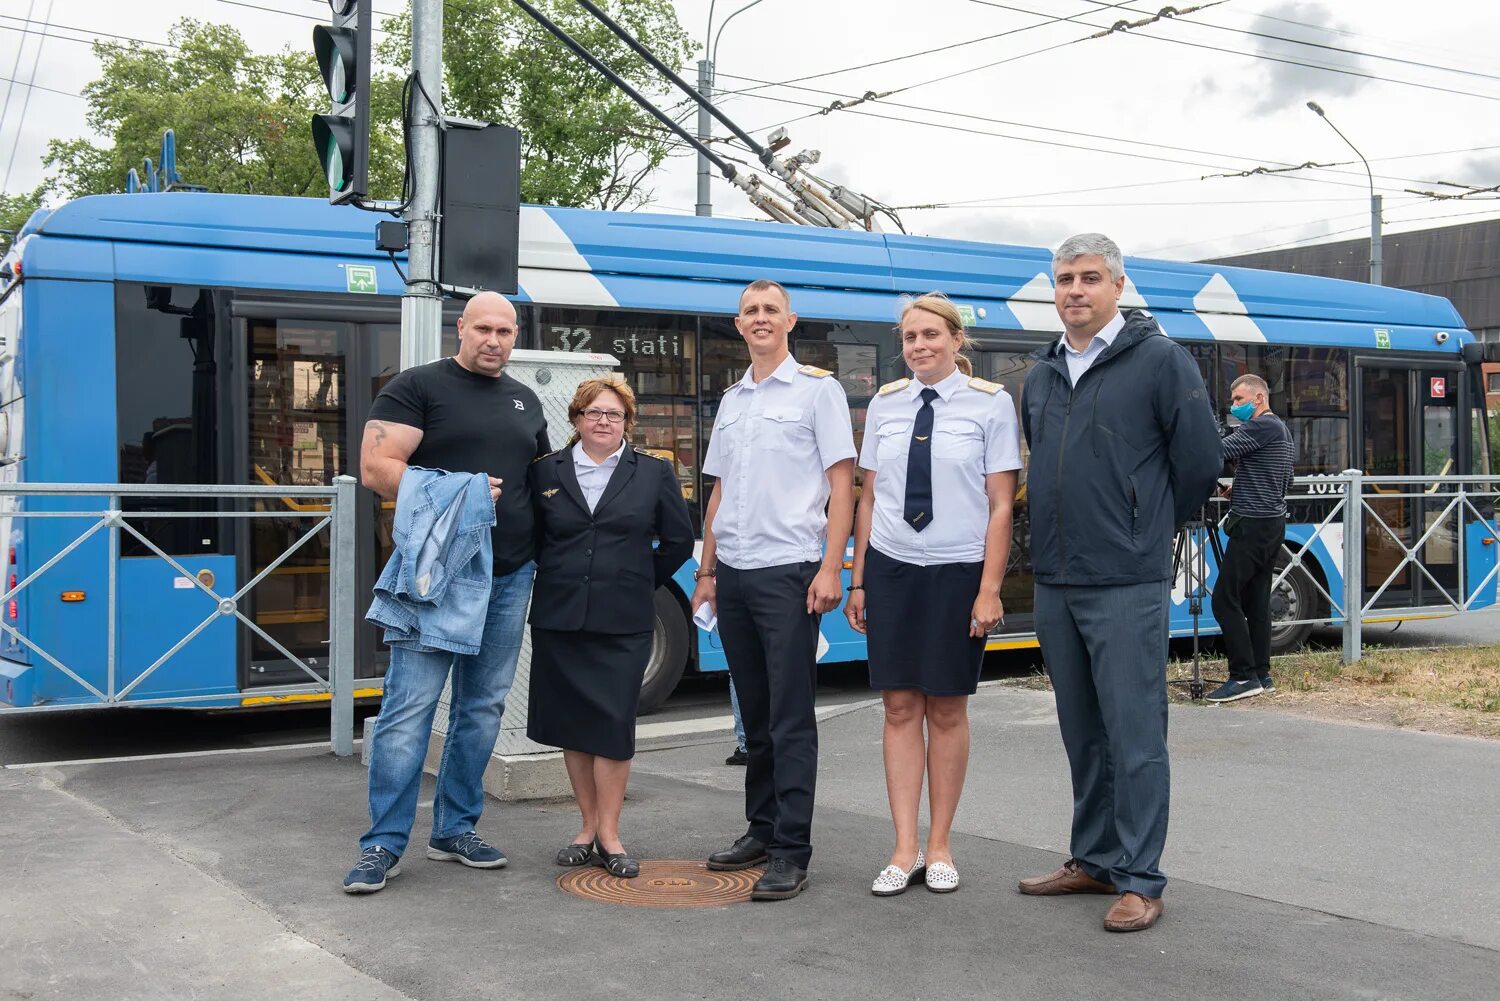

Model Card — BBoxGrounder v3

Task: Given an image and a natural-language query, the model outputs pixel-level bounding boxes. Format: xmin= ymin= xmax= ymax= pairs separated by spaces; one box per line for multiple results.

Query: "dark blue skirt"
xmin=865 ymin=546 xmax=986 ymax=696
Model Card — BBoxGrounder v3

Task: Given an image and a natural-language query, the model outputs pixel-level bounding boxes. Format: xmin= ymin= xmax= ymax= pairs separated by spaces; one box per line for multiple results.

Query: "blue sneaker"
xmin=1259 ymin=674 xmax=1276 ymax=692
xmin=343 ymin=846 xmax=400 ymax=894
xmin=427 ymin=831 xmax=508 ymax=869
xmin=1206 ymin=678 xmax=1264 ymax=703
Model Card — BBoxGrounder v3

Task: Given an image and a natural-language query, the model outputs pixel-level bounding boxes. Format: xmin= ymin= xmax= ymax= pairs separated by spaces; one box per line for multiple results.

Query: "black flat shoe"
xmin=592 ymin=839 xmax=640 ymax=879
xmin=751 ymin=857 xmax=808 ymax=901
xmin=555 ymin=842 xmax=594 ymax=867
xmin=707 ymin=834 xmax=768 ymax=871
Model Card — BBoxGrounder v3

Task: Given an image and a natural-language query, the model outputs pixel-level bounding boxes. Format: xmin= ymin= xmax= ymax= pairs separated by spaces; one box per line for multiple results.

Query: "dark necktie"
xmin=904 ymin=387 xmax=939 ymax=532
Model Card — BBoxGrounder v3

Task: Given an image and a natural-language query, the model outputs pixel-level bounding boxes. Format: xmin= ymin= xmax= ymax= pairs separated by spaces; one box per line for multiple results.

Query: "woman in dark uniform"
xmin=527 ymin=375 xmax=693 ymax=878
xmin=845 ymin=294 xmax=1022 ymax=896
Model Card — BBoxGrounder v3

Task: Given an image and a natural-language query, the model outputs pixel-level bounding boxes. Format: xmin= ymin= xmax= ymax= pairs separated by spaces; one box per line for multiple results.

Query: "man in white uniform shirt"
xmin=691 ymin=279 xmax=857 ymax=901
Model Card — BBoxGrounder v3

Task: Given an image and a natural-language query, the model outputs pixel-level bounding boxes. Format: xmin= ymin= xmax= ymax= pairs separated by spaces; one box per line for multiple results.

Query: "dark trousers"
xmin=1034 ymin=580 xmax=1171 ymax=898
xmin=1211 ymin=515 xmax=1285 ymax=682
xmin=716 ymin=560 xmax=821 ymax=869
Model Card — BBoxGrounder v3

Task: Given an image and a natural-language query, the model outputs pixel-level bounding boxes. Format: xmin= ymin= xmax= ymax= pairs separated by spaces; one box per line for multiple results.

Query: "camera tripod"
xmin=1172 ymin=512 xmax=1227 ymax=700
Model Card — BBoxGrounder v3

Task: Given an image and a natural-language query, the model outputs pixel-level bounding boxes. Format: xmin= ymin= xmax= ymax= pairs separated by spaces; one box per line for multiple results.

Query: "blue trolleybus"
xmin=1 ymin=193 xmax=1494 ymax=712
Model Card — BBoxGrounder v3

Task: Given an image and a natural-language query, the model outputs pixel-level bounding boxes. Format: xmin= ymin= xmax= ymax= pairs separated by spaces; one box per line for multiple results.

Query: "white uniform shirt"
xmin=572 ymin=439 xmax=625 ymax=513
xmin=858 ymin=367 xmax=1023 ymax=566
xmin=702 ymin=354 xmax=858 ymax=569
xmin=1061 ymin=310 xmax=1125 ymax=386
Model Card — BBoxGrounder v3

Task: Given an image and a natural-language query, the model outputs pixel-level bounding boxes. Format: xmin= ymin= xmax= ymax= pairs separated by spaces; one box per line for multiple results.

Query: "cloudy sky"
xmin=2 ymin=0 xmax=1498 ymax=261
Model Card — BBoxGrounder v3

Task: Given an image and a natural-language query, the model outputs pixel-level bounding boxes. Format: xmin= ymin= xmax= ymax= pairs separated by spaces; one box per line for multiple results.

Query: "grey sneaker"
xmin=427 ymin=831 xmax=508 ymax=868
xmin=343 ymin=846 xmax=401 ymax=894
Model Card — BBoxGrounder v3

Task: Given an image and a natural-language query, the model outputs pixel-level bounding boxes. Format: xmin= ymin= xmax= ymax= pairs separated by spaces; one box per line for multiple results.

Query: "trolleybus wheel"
xmin=639 ymin=587 xmax=689 ymax=714
xmin=1268 ymin=551 xmax=1317 ymax=655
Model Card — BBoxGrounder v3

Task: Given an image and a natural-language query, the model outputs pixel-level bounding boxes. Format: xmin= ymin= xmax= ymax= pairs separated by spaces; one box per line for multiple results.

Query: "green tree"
xmin=44 ymin=19 xmax=402 ymax=200
xmin=377 ymin=0 xmax=693 ymax=210
xmin=0 ymin=185 xmax=46 ymax=254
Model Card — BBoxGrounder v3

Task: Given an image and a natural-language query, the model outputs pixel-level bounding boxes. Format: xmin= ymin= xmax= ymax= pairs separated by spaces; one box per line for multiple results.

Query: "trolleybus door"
xmin=1356 ymin=359 xmax=1463 ymax=611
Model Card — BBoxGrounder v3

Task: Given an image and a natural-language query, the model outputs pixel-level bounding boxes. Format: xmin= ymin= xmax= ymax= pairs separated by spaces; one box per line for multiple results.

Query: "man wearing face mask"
xmin=1207 ymin=373 xmax=1295 ymax=703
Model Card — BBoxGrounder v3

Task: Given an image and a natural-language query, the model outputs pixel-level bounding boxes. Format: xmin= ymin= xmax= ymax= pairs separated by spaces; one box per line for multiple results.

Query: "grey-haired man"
xmin=1017 ymin=233 xmax=1221 ymax=932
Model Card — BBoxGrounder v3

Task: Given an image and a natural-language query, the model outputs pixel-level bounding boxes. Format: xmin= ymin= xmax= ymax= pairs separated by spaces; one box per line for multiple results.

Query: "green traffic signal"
xmin=310 ymin=0 xmax=370 ymax=203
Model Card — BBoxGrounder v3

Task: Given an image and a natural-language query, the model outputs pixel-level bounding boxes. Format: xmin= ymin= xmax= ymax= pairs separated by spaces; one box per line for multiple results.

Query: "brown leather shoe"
xmin=1017 ymin=858 xmax=1116 ymax=896
xmin=1104 ymin=891 xmax=1164 ymax=932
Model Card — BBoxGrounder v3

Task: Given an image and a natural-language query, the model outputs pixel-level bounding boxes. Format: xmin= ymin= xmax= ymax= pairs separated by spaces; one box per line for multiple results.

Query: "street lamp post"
xmin=697 ymin=0 xmax=767 ymax=217
xmin=1307 ymin=100 xmax=1382 ymax=285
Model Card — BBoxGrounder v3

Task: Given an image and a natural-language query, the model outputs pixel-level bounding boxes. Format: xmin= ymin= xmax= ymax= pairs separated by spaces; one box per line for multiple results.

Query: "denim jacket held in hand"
xmin=365 ymin=466 xmax=496 ymax=655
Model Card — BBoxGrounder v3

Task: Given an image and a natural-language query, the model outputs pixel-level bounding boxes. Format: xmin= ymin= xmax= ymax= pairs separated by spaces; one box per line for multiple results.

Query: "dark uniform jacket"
xmin=1021 ymin=309 xmax=1222 ymax=586
xmin=529 ymin=445 xmax=694 ymax=634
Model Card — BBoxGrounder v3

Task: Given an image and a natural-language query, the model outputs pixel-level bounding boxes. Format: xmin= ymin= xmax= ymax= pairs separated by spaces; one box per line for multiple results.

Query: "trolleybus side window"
xmin=538 ymin=307 xmax=699 ymax=527
xmin=115 ymin=283 xmax=222 ymax=557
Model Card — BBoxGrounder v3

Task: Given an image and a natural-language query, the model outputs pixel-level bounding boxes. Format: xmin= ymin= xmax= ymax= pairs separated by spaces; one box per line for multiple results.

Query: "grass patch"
xmin=1167 ymin=643 xmax=1500 ymax=739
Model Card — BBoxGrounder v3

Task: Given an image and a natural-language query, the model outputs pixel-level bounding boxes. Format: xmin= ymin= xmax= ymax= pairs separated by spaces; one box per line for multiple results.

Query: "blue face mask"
xmin=1229 ymin=401 xmax=1256 ymax=422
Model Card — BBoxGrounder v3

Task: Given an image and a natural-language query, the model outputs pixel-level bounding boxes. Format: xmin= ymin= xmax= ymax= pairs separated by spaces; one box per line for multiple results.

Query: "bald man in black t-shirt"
xmin=344 ymin=292 xmax=551 ymax=894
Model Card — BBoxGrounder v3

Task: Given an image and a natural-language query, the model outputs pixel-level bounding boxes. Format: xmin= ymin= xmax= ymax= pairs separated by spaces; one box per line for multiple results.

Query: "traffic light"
xmin=311 ymin=0 xmax=372 ymax=204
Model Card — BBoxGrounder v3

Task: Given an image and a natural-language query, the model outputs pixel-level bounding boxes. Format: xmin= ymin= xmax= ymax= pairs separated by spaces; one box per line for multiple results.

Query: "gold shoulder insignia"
xmin=635 ymin=446 xmax=672 ymax=462
xmin=531 ymin=447 xmax=564 ymax=463
xmin=968 ymin=377 xmax=1002 ymax=395
xmin=542 ymin=488 xmax=559 ymax=498
xmin=878 ymin=378 xmax=911 ymax=396
xmin=797 ymin=364 xmax=833 ymax=378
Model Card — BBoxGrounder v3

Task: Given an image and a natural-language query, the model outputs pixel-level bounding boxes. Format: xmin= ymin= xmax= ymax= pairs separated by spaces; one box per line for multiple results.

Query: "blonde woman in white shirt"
xmin=846 ymin=293 xmax=1022 ymax=896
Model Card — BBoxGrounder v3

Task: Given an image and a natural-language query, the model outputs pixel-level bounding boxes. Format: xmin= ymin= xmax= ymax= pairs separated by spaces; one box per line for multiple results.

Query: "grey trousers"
xmin=1034 ymin=580 xmax=1171 ymax=898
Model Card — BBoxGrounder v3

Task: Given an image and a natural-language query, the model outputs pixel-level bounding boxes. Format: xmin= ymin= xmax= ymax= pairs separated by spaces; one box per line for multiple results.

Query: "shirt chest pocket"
xmin=713 ymin=411 xmax=745 ymax=455
xmin=875 ymin=421 xmax=912 ymax=463
xmin=933 ymin=419 xmax=984 ymax=460
xmin=753 ymin=407 xmax=810 ymax=448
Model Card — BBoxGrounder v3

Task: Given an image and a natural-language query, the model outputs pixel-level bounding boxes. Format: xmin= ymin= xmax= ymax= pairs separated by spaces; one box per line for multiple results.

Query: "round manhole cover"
xmin=557 ymin=860 xmax=762 ymax=908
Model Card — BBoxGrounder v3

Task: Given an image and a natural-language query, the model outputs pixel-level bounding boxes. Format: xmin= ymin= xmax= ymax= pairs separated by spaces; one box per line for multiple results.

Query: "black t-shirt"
xmin=369 ymin=358 xmax=551 ymax=576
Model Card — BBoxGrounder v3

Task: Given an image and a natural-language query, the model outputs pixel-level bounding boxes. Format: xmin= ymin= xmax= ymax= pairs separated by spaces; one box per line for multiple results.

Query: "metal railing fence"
xmin=0 ymin=478 xmax=360 ymax=755
xmin=1197 ymin=470 xmax=1500 ymax=664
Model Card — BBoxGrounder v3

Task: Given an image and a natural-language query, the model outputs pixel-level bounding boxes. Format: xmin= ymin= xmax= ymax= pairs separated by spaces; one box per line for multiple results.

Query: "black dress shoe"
xmin=707 ymin=834 xmax=768 ymax=871
xmin=725 ymin=747 xmax=748 ymax=766
xmin=751 ymin=857 xmax=808 ymax=901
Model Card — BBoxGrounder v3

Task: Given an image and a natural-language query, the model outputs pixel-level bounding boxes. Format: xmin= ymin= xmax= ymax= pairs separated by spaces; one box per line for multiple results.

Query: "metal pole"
xmin=1341 ymin=469 xmax=1364 ymax=664
xmin=401 ymin=0 xmax=444 ymax=371
xmin=1370 ymin=192 xmax=1383 ymax=286
xmin=106 ymin=497 xmax=118 ymax=700
xmin=696 ymin=58 xmax=713 ymax=217
xmin=330 ymin=475 xmax=357 ymax=756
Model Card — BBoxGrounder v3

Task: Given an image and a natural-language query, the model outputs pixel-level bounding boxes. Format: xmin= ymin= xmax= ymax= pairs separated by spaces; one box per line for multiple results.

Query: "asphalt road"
xmin=3 ymin=608 xmax=1495 ymax=767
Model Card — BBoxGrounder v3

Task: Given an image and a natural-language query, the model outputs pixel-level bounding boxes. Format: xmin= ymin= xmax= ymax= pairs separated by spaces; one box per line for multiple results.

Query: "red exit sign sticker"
xmin=1431 ymin=377 xmax=1447 ymax=398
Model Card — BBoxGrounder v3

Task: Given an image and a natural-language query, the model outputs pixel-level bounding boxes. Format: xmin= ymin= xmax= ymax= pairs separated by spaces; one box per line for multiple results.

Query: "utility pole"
xmin=695 ymin=58 xmax=712 ymax=217
xmin=402 ymin=0 xmax=445 ymax=370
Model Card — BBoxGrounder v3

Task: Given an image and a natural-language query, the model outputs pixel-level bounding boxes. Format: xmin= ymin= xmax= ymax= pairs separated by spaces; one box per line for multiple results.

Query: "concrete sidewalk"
xmin=4 ymin=686 xmax=1497 ymax=1001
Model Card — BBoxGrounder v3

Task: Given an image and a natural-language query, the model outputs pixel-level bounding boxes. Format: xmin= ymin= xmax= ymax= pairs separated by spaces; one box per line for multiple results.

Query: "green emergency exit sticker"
xmin=956 ymin=304 xmax=977 ymax=325
xmin=346 ymin=265 xmax=378 ymax=294
xmin=1374 ymin=328 xmax=1391 ymax=349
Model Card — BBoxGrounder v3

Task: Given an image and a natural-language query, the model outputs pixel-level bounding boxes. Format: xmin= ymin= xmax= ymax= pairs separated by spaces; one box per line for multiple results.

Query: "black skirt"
xmin=526 ymin=628 xmax=653 ymax=760
xmin=865 ymin=546 xmax=986 ymax=696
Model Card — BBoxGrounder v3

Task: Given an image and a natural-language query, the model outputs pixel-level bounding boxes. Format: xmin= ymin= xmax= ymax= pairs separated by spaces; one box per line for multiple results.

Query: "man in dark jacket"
xmin=1016 ymin=233 xmax=1221 ymax=932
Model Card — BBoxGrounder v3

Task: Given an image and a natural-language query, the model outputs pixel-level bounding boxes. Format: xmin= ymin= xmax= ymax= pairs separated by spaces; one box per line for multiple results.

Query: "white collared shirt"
xmin=857 ymin=367 xmax=1022 ymax=566
xmin=1060 ymin=310 xmax=1126 ymax=386
xmin=702 ymin=354 xmax=857 ymax=569
xmin=572 ymin=439 xmax=625 ymax=513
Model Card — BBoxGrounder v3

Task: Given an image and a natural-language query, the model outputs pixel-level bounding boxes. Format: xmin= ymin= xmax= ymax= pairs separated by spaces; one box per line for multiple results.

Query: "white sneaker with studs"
xmin=871 ymin=850 xmax=927 ymax=896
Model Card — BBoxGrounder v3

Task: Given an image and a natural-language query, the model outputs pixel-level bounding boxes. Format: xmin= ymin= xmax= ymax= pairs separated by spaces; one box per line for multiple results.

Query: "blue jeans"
xmin=729 ymin=676 xmax=747 ymax=752
xmin=362 ymin=562 xmax=535 ymax=857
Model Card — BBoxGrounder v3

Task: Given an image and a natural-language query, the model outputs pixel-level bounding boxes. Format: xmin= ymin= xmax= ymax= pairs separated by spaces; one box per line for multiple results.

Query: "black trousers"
xmin=1211 ymin=515 xmax=1285 ymax=681
xmin=716 ymin=560 xmax=821 ymax=869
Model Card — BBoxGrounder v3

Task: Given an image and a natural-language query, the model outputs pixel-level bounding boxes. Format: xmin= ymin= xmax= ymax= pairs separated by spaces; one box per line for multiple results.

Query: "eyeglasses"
xmin=581 ymin=408 xmax=627 ymax=424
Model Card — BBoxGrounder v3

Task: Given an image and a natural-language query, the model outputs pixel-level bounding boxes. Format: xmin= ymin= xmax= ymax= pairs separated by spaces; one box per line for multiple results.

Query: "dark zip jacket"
xmin=1021 ymin=309 xmax=1221 ymax=586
